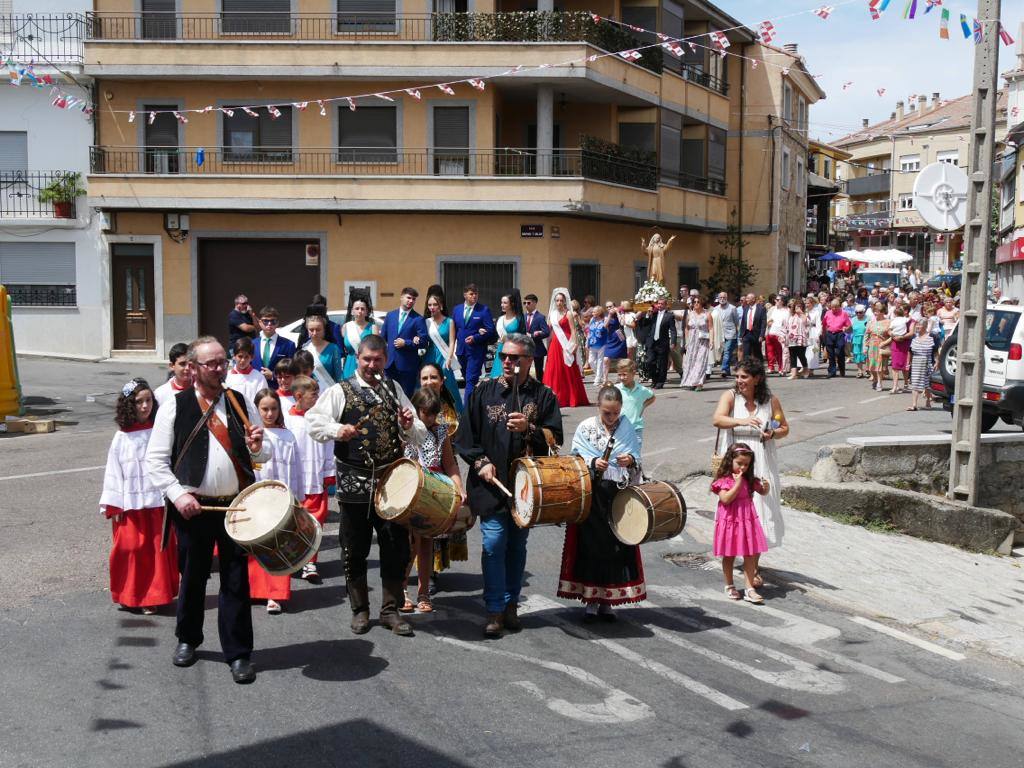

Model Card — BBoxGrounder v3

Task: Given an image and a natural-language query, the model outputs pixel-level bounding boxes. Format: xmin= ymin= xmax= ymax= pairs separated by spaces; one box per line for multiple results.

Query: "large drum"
xmin=442 ymin=505 xmax=476 ymax=537
xmin=610 ymin=481 xmax=686 ymax=545
xmin=225 ymin=480 xmax=323 ymax=576
xmin=375 ymin=459 xmax=459 ymax=537
xmin=512 ymin=455 xmax=592 ymax=528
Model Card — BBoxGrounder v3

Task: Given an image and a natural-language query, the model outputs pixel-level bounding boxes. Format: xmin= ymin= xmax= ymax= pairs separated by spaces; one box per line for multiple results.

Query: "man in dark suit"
xmin=253 ymin=305 xmax=297 ymax=390
xmin=739 ymin=293 xmax=766 ymax=362
xmin=452 ymin=283 xmax=497 ymax=404
xmin=522 ymin=293 xmax=551 ymax=380
xmin=637 ymin=298 xmax=677 ymax=389
xmin=381 ymin=287 xmax=428 ymax=398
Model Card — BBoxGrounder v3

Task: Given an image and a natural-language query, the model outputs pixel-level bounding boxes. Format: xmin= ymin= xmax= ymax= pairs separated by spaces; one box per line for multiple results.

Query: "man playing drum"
xmin=307 ymin=334 xmax=427 ymax=636
xmin=455 ymin=333 xmax=563 ymax=638
xmin=145 ymin=336 xmax=270 ymax=685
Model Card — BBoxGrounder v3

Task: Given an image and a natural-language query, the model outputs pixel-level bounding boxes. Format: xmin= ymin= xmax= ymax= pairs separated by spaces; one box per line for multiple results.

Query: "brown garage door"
xmin=198 ymin=238 xmax=321 ymax=341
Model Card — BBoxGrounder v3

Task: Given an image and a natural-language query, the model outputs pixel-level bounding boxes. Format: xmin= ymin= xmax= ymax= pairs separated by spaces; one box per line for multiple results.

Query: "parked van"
xmin=856 ymin=268 xmax=901 ymax=289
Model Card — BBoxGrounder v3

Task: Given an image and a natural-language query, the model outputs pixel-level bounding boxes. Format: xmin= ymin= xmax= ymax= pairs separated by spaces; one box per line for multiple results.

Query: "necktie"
xmin=263 ymin=336 xmax=273 ymax=366
xmin=398 ymin=310 xmax=407 ymax=332
xmin=464 ymin=304 xmax=472 ymax=323
xmin=528 ymin=312 xmax=534 ymax=329
xmin=747 ymin=308 xmax=754 ymax=331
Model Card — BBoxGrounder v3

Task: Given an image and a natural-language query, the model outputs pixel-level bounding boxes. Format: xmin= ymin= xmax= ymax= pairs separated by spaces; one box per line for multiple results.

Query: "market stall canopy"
xmin=837 ymin=249 xmax=914 ymax=265
xmin=817 ymin=252 xmax=845 ymax=262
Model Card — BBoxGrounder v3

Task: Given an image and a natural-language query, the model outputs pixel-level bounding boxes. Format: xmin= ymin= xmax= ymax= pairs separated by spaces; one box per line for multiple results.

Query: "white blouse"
xmin=284 ymin=411 xmax=336 ymax=497
xmin=225 ymin=368 xmax=267 ymax=408
xmin=100 ymin=428 xmax=164 ymax=512
xmin=255 ymin=427 xmax=304 ymax=497
xmin=767 ymin=307 xmax=791 ymax=337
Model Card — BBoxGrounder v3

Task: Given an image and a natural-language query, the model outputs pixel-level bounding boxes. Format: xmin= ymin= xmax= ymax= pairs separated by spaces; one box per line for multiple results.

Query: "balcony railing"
xmin=0 ymin=14 xmax=85 ymax=63
xmin=845 ymin=173 xmax=891 ymax=197
xmin=85 ymin=10 xmax=662 ymax=73
xmin=89 ymin=146 xmax=659 ymax=190
xmin=660 ymin=170 xmax=727 ymax=196
xmin=677 ymin=62 xmax=728 ymax=96
xmin=0 ymin=171 xmax=79 ymax=218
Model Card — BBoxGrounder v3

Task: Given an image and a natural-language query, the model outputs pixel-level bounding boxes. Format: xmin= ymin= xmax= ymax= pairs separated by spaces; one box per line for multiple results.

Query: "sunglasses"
xmin=499 ymin=353 xmax=524 ymax=362
xmin=260 ymin=318 xmax=278 ymax=325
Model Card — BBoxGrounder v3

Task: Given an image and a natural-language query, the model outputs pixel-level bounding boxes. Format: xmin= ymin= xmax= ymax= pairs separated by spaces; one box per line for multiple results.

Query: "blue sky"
xmin=711 ymin=0 xmax=1018 ymax=142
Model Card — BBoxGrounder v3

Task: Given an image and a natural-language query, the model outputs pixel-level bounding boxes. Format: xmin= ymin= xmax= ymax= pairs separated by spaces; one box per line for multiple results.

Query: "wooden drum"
xmin=610 ymin=481 xmax=686 ymax=545
xmin=512 ymin=455 xmax=592 ymax=529
xmin=375 ymin=458 xmax=460 ymax=537
xmin=226 ymin=480 xmax=323 ymax=576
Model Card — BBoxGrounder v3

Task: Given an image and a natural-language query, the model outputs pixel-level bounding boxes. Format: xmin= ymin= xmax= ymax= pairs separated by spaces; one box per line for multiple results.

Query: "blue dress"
xmin=340 ymin=320 xmax=378 ymax=379
xmin=424 ymin=316 xmax=463 ymax=413
xmin=303 ymin=341 xmax=343 ymax=388
xmin=603 ymin=314 xmax=628 ymax=359
xmin=490 ymin=316 xmax=522 ymax=379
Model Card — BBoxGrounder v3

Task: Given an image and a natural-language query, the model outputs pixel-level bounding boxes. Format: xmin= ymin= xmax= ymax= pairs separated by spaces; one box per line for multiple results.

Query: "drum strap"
xmin=203 ymin=403 xmax=251 ymax=490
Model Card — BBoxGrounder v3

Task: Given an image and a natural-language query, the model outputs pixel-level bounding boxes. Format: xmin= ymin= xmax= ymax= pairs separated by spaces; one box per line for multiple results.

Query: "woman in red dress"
xmin=543 ymin=287 xmax=590 ymax=407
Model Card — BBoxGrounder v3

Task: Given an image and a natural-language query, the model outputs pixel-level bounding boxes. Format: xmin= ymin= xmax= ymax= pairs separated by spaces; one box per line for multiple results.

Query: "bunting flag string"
xmin=902 ymin=1 xmax=917 ymax=20
xmin=924 ymin=0 xmax=941 ymax=14
xmin=939 ymin=7 xmax=950 ymax=38
xmin=868 ymin=1 xmax=882 ymax=21
xmin=814 ymin=6 xmax=835 ymax=20
xmin=960 ymin=13 xmax=971 ymax=39
xmin=998 ymin=22 xmax=1014 ymax=46
xmin=973 ymin=18 xmax=983 ymax=44
xmin=758 ymin=21 xmax=776 ymax=43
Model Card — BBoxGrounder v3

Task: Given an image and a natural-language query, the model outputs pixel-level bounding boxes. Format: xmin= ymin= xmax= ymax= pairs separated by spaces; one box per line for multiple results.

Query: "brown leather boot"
xmin=347 ymin=577 xmax=371 ymax=635
xmin=503 ymin=602 xmax=522 ymax=633
xmin=484 ymin=613 xmax=504 ymax=638
xmin=379 ymin=580 xmax=414 ymax=636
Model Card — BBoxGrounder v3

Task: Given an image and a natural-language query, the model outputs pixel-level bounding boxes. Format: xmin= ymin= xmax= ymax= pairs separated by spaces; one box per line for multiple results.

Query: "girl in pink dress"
xmin=711 ymin=442 xmax=770 ymax=605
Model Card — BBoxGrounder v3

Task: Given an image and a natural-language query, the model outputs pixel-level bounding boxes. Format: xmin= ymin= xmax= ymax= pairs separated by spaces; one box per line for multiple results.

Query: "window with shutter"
xmin=222 ymin=0 xmax=291 ymax=35
xmin=659 ymin=111 xmax=681 ymax=186
xmin=337 ymin=0 xmax=397 ymax=32
xmin=143 ymin=107 xmax=180 ymax=173
xmin=141 ymin=0 xmax=177 ymax=39
xmin=337 ymin=106 xmax=397 ymax=162
xmin=223 ymin=106 xmax=293 ymax=162
xmin=433 ymin=106 xmax=469 ymax=175
xmin=0 ymin=132 xmax=28 ymax=173
xmin=0 ymin=242 xmax=77 ymax=306
xmin=441 ymin=261 xmax=514 ymax=312
xmin=707 ymin=126 xmax=725 ymax=181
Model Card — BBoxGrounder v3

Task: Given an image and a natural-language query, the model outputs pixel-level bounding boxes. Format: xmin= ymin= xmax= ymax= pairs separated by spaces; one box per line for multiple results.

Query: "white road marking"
xmin=858 ymin=395 xmax=891 ymax=404
xmin=803 ymin=406 xmax=845 ymax=418
xmin=433 ymin=635 xmax=653 ymax=723
xmin=697 ymin=436 xmax=716 ymax=443
xmin=849 ymin=616 xmax=966 ymax=661
xmin=523 ymin=595 xmax=748 ymax=711
xmin=643 ymin=446 xmax=678 ymax=457
xmin=648 ymin=585 xmax=905 ymax=684
xmin=0 ymin=465 xmax=105 ymax=482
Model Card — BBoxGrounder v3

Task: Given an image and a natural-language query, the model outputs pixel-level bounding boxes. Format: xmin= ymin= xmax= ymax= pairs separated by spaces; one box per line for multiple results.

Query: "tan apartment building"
xmin=83 ymin=0 xmax=822 ymax=355
xmin=806 ymin=139 xmax=850 ymax=258
xmin=834 ymin=90 xmax=1008 ymax=276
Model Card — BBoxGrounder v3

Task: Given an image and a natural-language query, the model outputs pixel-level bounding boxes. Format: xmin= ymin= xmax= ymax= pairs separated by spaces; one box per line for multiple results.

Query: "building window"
xmin=781 ymin=147 xmax=791 ymax=190
xmin=797 ymin=96 xmax=806 ymax=131
xmin=936 ymin=149 xmax=959 ymax=165
xmin=0 ymin=131 xmax=28 ymax=173
xmin=783 ymin=83 xmax=793 ymax=124
xmin=659 ymin=110 xmax=725 ymax=194
xmin=221 ymin=0 xmax=291 ymax=34
xmin=823 ymin=157 xmax=831 ymax=179
xmin=900 ymin=154 xmax=920 ymax=173
xmin=0 ymin=241 xmax=76 ymax=306
xmin=433 ymin=106 xmax=470 ymax=175
xmin=337 ymin=105 xmax=397 ymax=162
xmin=440 ymin=260 xmax=514 ymax=313
xmin=707 ymin=126 xmax=726 ymax=182
xmin=619 ymin=123 xmax=656 ymax=154
xmin=898 ymin=193 xmax=914 ymax=211
xmin=570 ymin=263 xmax=600 ymax=304
xmin=143 ymin=106 xmax=181 ymax=173
xmin=678 ymin=265 xmax=698 ymax=293
xmin=337 ymin=0 xmax=398 ymax=32
xmin=796 ymin=157 xmax=805 ymax=193
xmin=223 ymin=105 xmax=293 ymax=161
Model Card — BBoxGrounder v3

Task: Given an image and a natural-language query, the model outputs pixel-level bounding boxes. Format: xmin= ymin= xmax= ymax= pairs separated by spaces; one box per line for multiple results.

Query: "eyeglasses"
xmin=260 ymin=318 xmax=278 ymax=325
xmin=195 ymin=359 xmax=229 ymax=370
xmin=499 ymin=353 xmax=523 ymax=362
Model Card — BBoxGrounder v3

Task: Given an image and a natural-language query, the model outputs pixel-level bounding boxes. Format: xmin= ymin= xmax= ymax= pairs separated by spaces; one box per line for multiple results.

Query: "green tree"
xmin=703 ymin=212 xmax=757 ymax=298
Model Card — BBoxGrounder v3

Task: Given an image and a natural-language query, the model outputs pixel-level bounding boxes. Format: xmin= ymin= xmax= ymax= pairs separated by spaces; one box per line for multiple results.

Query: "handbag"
xmin=710 ymin=428 xmax=724 ymax=476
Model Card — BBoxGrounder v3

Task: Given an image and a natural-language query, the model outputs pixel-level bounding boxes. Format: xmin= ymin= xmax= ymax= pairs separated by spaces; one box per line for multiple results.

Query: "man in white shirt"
xmin=153 ymin=342 xmax=192 ymax=407
xmin=146 ymin=336 xmax=270 ymax=684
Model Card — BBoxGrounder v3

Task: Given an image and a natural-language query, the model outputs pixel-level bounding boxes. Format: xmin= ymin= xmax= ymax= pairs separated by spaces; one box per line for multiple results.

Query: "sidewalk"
xmin=676 ymin=475 xmax=1024 ymax=668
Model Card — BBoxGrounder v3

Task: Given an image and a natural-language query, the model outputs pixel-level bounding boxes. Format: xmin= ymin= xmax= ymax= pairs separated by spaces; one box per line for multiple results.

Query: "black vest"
xmin=333 ymin=377 xmax=403 ymax=468
xmin=171 ymin=388 xmax=255 ymax=491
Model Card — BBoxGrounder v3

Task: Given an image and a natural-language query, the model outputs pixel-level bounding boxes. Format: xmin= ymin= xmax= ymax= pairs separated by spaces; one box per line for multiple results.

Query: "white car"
xmin=930 ymin=303 xmax=1024 ymax=431
xmin=278 ymin=310 xmax=387 ymax=345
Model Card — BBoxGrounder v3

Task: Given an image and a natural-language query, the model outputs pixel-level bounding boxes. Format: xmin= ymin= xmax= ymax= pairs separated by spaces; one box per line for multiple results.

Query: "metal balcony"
xmin=0 ymin=14 xmax=85 ymax=64
xmin=844 ymin=173 xmax=891 ymax=197
xmin=0 ymin=171 xmax=79 ymax=219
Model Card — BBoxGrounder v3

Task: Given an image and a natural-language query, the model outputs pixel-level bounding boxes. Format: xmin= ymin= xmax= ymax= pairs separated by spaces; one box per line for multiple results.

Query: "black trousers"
xmin=741 ymin=333 xmax=764 ymax=361
xmin=789 ymin=345 xmax=808 ymax=369
xmin=647 ymin=344 xmax=670 ymax=386
xmin=533 ymin=355 xmax=545 ymax=381
xmin=340 ymin=501 xmax=411 ymax=584
xmin=825 ymin=331 xmax=847 ymax=375
xmin=172 ymin=501 xmax=253 ymax=663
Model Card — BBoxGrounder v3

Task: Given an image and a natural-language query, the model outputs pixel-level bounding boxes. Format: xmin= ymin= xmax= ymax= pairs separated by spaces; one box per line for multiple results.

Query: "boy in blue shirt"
xmin=586 ymin=305 xmax=608 ymax=385
xmin=615 ymin=359 xmax=655 ymax=450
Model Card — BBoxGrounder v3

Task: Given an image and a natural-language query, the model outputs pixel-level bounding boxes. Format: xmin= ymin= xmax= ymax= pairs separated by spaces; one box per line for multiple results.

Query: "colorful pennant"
xmin=814 ymin=6 xmax=835 ymax=20
xmin=758 ymin=21 xmax=776 ymax=43
xmin=939 ymin=8 xmax=949 ymax=38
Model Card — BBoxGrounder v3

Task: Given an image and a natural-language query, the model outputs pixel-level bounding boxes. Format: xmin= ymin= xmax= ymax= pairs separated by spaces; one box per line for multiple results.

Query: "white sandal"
xmin=743 ymin=588 xmax=764 ymax=605
xmin=725 ymin=585 xmax=742 ymax=600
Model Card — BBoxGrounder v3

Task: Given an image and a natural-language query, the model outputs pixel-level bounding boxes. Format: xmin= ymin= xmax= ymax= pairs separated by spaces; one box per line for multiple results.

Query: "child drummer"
xmin=400 ymin=387 xmax=465 ymax=614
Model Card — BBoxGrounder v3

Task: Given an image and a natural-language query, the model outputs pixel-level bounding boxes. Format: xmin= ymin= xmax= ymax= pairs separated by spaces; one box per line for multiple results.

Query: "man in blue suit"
xmin=522 ymin=293 xmax=550 ymax=380
xmin=381 ymin=287 xmax=428 ymax=398
xmin=452 ymin=283 xmax=497 ymax=404
xmin=253 ymin=305 xmax=297 ymax=390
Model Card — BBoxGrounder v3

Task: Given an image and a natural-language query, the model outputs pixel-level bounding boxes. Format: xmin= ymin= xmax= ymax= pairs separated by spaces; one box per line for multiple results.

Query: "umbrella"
xmin=817 ymin=252 xmax=845 ymax=262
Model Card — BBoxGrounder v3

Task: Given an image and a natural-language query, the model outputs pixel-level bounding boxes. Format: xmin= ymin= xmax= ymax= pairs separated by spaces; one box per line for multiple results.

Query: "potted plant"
xmin=38 ymin=172 xmax=86 ymax=219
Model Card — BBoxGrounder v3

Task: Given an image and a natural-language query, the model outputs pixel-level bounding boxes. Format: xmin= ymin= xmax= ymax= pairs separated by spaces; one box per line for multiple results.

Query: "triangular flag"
xmin=294 ymin=101 xmax=309 ymax=110
xmin=814 ymin=5 xmax=834 ymax=19
xmin=268 ymin=105 xmax=281 ymax=118
xmin=128 ymin=111 xmax=135 ymax=123
xmin=221 ymin=107 xmax=234 ymax=117
xmin=468 ymin=79 xmax=486 ymax=91
xmin=174 ymin=111 xmax=188 ymax=124
xmin=148 ymin=111 xmax=156 ymax=124
xmin=317 ymin=100 xmax=326 ymax=116
xmin=924 ymin=0 xmax=941 ymax=13
xmin=437 ymin=84 xmax=455 ymax=95
xmin=373 ymin=93 xmax=394 ymax=101
xmin=618 ymin=50 xmax=642 ymax=61
xmin=242 ymin=107 xmax=259 ymax=117
xmin=877 ymin=88 xmax=886 ymax=97
xmin=405 ymin=88 xmax=421 ymax=100
xmin=589 ymin=13 xmax=601 ymax=23
xmin=758 ymin=21 xmax=776 ymax=43
xmin=973 ymin=18 xmax=983 ymax=44
xmin=346 ymin=97 xmax=356 ymax=111
xmin=998 ymin=23 xmax=1015 ymax=46
xmin=750 ymin=59 xmax=759 ymax=70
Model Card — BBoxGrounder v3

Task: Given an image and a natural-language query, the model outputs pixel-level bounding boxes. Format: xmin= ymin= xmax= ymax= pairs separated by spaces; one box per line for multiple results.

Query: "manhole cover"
xmin=666 ymin=553 xmax=714 ymax=570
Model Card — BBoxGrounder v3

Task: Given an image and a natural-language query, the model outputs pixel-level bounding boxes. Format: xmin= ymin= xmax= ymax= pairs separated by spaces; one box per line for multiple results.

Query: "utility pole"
xmin=948 ymin=0 xmax=1001 ymax=504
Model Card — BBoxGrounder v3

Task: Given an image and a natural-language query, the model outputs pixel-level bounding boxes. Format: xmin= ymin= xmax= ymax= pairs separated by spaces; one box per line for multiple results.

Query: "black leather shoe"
xmin=172 ymin=642 xmax=196 ymax=667
xmin=230 ymin=657 xmax=256 ymax=684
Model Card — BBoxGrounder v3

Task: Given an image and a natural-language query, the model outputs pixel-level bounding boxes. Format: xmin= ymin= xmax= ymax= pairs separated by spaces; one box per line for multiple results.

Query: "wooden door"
xmin=112 ymin=245 xmax=156 ymax=350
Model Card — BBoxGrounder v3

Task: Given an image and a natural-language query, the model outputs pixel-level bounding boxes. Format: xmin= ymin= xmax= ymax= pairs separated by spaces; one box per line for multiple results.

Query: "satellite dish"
xmin=913 ymin=162 xmax=968 ymax=232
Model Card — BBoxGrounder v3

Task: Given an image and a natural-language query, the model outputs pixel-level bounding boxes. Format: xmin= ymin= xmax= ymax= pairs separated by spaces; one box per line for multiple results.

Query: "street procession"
xmin=2 ymin=0 xmax=1024 ymax=765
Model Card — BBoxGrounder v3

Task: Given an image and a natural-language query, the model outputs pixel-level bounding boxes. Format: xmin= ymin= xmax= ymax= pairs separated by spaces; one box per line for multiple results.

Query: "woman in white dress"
xmin=765 ymin=295 xmax=791 ymax=375
xmin=804 ymin=294 xmax=823 ymax=377
xmin=712 ymin=358 xmax=789 ymax=585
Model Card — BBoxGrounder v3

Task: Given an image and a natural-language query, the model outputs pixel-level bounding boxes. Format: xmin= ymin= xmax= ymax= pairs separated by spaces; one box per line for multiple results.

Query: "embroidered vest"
xmin=170 ymin=388 xmax=254 ymax=490
xmin=333 ymin=377 xmax=404 ymax=468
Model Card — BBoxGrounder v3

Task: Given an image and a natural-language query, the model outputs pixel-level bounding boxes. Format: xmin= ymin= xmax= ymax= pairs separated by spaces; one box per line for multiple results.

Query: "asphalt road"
xmin=2 ymin=358 xmax=1022 ymax=768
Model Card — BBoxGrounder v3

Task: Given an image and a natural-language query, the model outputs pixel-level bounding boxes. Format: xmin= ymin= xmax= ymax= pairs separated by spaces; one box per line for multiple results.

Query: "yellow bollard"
xmin=0 ymin=285 xmax=24 ymax=419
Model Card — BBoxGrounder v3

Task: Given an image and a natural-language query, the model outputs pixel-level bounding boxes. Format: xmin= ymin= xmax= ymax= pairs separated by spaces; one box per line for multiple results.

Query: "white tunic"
xmin=285 ymin=410 xmax=336 ymax=497
xmin=225 ymin=368 xmax=267 ymax=408
xmin=100 ymin=428 xmax=164 ymax=512
xmin=153 ymin=378 xmax=189 ymax=408
xmin=255 ymin=427 xmax=304 ymax=497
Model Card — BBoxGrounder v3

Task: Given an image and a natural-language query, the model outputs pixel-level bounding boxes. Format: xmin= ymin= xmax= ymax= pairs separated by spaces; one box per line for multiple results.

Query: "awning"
xmin=837 ymin=249 xmax=914 ymax=265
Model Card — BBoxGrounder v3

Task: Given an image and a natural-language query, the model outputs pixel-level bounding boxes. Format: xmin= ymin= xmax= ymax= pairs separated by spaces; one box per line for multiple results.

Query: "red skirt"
xmin=543 ymin=336 xmax=590 ymax=407
xmin=248 ymin=558 xmax=291 ymax=601
xmin=107 ymin=506 xmax=179 ymax=608
xmin=304 ymin=490 xmax=329 ymax=563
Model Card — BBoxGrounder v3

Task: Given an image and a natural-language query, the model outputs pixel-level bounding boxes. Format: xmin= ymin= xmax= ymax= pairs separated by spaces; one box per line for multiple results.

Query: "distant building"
xmin=997 ymin=24 xmax=1024 ymax=297
xmin=806 ymin=139 xmax=851 ymax=260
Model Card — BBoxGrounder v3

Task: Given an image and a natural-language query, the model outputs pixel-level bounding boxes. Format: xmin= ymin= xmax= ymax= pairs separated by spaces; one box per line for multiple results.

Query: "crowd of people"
xmin=97 ymin=267 xmax=981 ymax=684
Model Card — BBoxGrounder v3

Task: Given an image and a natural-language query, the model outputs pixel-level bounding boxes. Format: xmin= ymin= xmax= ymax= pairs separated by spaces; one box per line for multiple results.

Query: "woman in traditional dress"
xmin=340 ymin=292 xmax=379 ymax=380
xmin=100 ymin=378 xmax=178 ymax=614
xmin=557 ymin=385 xmax=644 ymax=622
xmin=422 ymin=284 xmax=462 ymax=412
xmin=804 ymin=294 xmax=822 ymax=377
xmin=850 ymin=304 xmax=870 ymax=378
xmin=680 ymin=296 xmax=714 ymax=390
xmin=490 ymin=291 xmax=524 ymax=379
xmin=712 ymin=358 xmax=788 ymax=586
xmin=302 ymin=313 xmax=343 ymax=389
xmin=542 ymin=287 xmax=590 ymax=407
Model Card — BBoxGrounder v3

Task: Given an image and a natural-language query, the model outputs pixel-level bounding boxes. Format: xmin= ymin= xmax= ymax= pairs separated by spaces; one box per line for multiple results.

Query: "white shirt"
xmin=653 ymin=310 xmax=666 ymax=342
xmin=225 ymin=367 xmax=266 ymax=407
xmin=145 ymin=388 xmax=271 ymax=504
xmin=305 ymin=371 xmax=427 ymax=448
xmin=153 ymin=378 xmax=190 ymax=407
xmin=258 ymin=332 xmax=280 ymax=363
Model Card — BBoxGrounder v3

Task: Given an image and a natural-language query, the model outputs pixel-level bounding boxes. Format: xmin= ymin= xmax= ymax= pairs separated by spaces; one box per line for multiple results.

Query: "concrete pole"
xmin=948 ymin=0 xmax=1000 ymax=504
xmin=536 ymin=84 xmax=554 ymax=176
xmin=536 ymin=0 xmax=554 ymax=11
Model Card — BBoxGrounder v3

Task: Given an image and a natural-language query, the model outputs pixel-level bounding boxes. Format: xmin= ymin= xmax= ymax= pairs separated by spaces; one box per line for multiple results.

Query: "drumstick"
xmin=200 ymin=505 xmax=247 ymax=512
xmin=222 ymin=387 xmax=252 ymax=430
xmin=491 ymin=478 xmax=514 ymax=498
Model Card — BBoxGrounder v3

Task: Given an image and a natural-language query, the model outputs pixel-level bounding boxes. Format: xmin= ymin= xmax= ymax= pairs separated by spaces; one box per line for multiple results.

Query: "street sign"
xmin=521 ymin=224 xmax=544 ymax=238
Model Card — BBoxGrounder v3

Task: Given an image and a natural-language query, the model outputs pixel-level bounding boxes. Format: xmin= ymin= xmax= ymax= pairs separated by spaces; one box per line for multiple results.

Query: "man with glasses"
xmin=713 ymin=292 xmax=739 ymax=377
xmin=146 ymin=336 xmax=270 ymax=684
xmin=522 ymin=293 xmax=551 ymax=380
xmin=456 ymin=334 xmax=563 ymax=638
xmin=253 ymin=306 xmax=296 ymax=390
xmin=228 ymin=294 xmax=257 ymax=348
